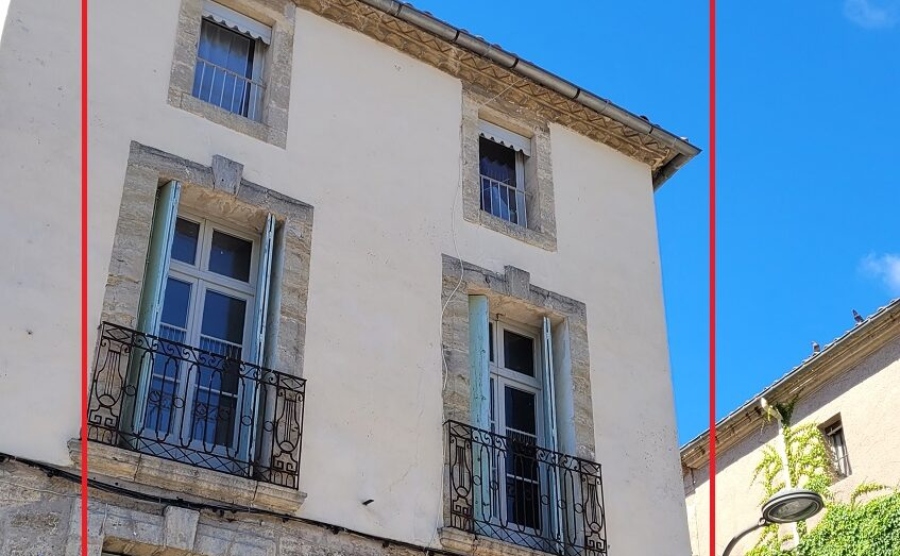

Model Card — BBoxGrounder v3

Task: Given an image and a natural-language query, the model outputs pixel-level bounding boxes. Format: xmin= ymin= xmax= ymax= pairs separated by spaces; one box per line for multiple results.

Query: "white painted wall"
xmin=0 ymin=0 xmax=81 ymax=465
xmin=0 ymin=0 xmax=11 ymax=41
xmin=0 ymin=0 xmax=690 ymax=553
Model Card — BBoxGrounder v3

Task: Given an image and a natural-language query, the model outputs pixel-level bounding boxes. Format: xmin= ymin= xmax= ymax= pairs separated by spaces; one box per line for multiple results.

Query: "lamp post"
xmin=721 ymin=488 xmax=825 ymax=556
xmin=760 ymin=397 xmax=799 ymax=547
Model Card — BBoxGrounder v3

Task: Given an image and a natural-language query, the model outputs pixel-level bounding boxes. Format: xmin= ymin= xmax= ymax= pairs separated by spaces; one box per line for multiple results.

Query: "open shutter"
xmin=542 ymin=316 xmax=564 ymax=550
xmin=469 ymin=295 xmax=491 ymax=430
xmin=136 ymin=181 xmax=181 ymax=335
xmin=250 ymin=213 xmax=275 ymax=366
xmin=243 ymin=214 xmax=275 ymax=466
xmin=468 ymin=295 xmax=491 ymax=523
xmin=542 ymin=317 xmax=559 ymax=451
xmin=129 ymin=180 xmax=181 ymax=434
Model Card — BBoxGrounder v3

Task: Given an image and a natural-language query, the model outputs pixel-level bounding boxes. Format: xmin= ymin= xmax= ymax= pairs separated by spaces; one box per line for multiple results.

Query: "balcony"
xmin=87 ymin=322 xmax=306 ymax=489
xmin=445 ymin=421 xmax=608 ymax=556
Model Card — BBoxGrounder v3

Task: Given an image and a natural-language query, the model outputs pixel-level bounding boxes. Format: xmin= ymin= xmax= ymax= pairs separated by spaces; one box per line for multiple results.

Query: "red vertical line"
xmin=81 ymin=0 xmax=89 ymax=553
xmin=708 ymin=0 xmax=717 ymax=554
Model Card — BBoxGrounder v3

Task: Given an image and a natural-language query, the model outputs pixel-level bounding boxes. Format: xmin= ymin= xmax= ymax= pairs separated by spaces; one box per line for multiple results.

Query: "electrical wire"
xmin=0 ymin=452 xmax=464 ymax=556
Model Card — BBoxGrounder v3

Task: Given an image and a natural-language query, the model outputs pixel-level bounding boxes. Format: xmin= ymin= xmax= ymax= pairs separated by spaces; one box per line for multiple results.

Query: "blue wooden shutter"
xmin=135 ymin=181 xmax=181 ymax=335
xmin=243 ymin=213 xmax=275 ymax=464
xmin=542 ymin=316 xmax=564 ymax=547
xmin=542 ymin=316 xmax=559 ymax=452
xmin=249 ymin=213 xmax=275 ymax=366
xmin=468 ymin=295 xmax=491 ymax=523
xmin=130 ymin=180 xmax=181 ymax=434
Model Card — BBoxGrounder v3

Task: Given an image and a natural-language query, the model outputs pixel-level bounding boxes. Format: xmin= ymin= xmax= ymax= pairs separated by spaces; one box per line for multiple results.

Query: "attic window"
xmin=191 ymin=1 xmax=272 ymax=120
xmin=479 ymin=121 xmax=531 ymax=227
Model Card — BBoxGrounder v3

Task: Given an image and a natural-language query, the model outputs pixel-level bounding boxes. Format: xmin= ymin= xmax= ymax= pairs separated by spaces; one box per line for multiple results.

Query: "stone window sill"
xmin=440 ymin=527 xmax=559 ymax=556
xmin=469 ymin=210 xmax=558 ymax=252
xmin=168 ymin=93 xmax=286 ymax=148
xmin=68 ymin=439 xmax=307 ymax=514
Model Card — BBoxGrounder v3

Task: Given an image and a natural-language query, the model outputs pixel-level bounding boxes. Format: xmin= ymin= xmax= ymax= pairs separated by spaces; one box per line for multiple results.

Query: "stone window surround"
xmin=461 ymin=88 xmax=558 ymax=252
xmin=818 ymin=413 xmax=850 ymax=481
xmin=85 ymin=141 xmax=314 ymax=509
xmin=168 ymin=0 xmax=295 ymax=148
xmin=439 ymin=254 xmax=596 ymax=549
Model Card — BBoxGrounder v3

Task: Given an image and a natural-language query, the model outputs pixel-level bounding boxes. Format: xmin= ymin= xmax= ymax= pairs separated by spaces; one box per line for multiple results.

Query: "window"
xmin=90 ymin=147 xmax=315 ymax=493
xmin=479 ymin=120 xmax=531 ymax=227
xmin=442 ymin=262 xmax=605 ymax=554
xmin=487 ymin=320 xmax=544 ymax=532
xmin=192 ymin=1 xmax=271 ymax=120
xmin=168 ymin=0 xmax=295 ymax=146
xmin=460 ymin=93 xmax=557 ymax=249
xmin=142 ymin=214 xmax=258 ymax=460
xmin=821 ymin=418 xmax=851 ymax=477
xmin=127 ymin=181 xmax=280 ymax=475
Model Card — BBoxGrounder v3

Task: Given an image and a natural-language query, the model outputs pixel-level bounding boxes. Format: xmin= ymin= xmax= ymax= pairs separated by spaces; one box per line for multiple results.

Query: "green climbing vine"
xmin=743 ymin=399 xmax=900 ymax=556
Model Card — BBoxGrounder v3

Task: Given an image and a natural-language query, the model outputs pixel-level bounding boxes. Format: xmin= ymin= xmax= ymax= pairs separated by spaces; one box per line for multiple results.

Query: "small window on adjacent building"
xmin=479 ymin=121 xmax=531 ymax=227
xmin=192 ymin=1 xmax=271 ymax=121
xmin=821 ymin=417 xmax=851 ymax=478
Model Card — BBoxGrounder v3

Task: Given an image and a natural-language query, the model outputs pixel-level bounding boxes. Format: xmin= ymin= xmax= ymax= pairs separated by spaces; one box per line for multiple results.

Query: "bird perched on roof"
xmin=812 ymin=341 xmax=821 ymax=354
xmin=852 ymin=309 xmax=864 ymax=324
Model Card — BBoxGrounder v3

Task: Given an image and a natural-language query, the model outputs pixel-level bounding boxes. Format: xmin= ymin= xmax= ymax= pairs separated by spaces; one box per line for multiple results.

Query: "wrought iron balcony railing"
xmin=87 ymin=322 xmax=306 ymax=489
xmin=446 ymin=420 xmax=608 ymax=556
xmin=480 ymin=175 xmax=527 ymax=227
xmin=193 ymin=58 xmax=265 ymax=121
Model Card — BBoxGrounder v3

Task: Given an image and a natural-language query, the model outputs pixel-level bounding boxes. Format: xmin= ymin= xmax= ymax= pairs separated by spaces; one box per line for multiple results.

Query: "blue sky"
xmin=718 ymin=0 xmax=900 ymax=422
xmin=406 ymin=1 xmax=710 ymax=442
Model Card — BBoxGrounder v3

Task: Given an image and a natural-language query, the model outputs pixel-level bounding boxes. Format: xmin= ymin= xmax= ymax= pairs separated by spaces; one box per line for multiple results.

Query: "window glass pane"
xmin=489 ymin=376 xmax=496 ymax=430
xmin=200 ymin=290 xmax=246 ymax=345
xmin=489 ymin=322 xmax=494 ymax=363
xmin=479 ymin=137 xmax=516 ymax=185
xmin=195 ymin=290 xmax=245 ymax=447
xmin=191 ymin=368 xmax=238 ymax=446
xmin=209 ymin=230 xmax=252 ymax=282
xmin=161 ymin=278 xmax=192 ymax=329
xmin=479 ymin=138 xmax=521 ymax=223
xmin=504 ymin=386 xmax=536 ymax=436
xmin=145 ymin=373 xmax=178 ymax=435
xmin=193 ymin=20 xmax=257 ymax=117
xmin=198 ymin=20 xmax=253 ymax=75
xmin=503 ymin=329 xmax=535 ymax=376
xmin=171 ymin=218 xmax=200 ymax=264
xmin=507 ymin=475 xmax=541 ymax=530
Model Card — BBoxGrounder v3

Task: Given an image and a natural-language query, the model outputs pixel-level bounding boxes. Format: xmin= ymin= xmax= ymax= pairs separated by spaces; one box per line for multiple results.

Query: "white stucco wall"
xmin=0 ymin=0 xmax=81 ymax=465
xmin=685 ymin=333 xmax=900 ymax=556
xmin=0 ymin=0 xmax=690 ymax=553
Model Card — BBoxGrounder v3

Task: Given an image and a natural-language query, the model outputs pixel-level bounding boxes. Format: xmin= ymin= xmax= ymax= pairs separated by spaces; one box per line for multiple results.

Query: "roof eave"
xmin=680 ymin=298 xmax=900 ymax=470
xmin=353 ymin=0 xmax=701 ymax=186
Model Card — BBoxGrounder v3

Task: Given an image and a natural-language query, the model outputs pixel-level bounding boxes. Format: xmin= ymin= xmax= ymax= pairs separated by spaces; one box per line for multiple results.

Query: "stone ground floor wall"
xmin=0 ymin=458 xmax=430 ymax=556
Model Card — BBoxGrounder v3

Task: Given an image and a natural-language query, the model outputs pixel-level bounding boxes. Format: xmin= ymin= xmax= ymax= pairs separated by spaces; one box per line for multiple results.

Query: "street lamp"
xmin=721 ymin=488 xmax=825 ymax=556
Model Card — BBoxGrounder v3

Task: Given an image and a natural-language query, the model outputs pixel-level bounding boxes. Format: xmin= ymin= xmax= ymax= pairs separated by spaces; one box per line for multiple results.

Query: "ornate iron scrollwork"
xmin=446 ymin=420 xmax=608 ymax=556
xmin=87 ymin=322 xmax=306 ymax=489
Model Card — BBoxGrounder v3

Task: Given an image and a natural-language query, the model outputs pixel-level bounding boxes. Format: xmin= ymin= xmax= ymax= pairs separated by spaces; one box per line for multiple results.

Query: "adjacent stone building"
xmin=0 ymin=1 xmax=699 ymax=555
xmin=681 ymin=299 xmax=900 ymax=556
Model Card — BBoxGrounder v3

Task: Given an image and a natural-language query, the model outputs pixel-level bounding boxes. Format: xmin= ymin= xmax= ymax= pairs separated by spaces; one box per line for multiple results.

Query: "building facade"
xmin=681 ymin=300 xmax=900 ymax=556
xmin=0 ymin=1 xmax=699 ymax=555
